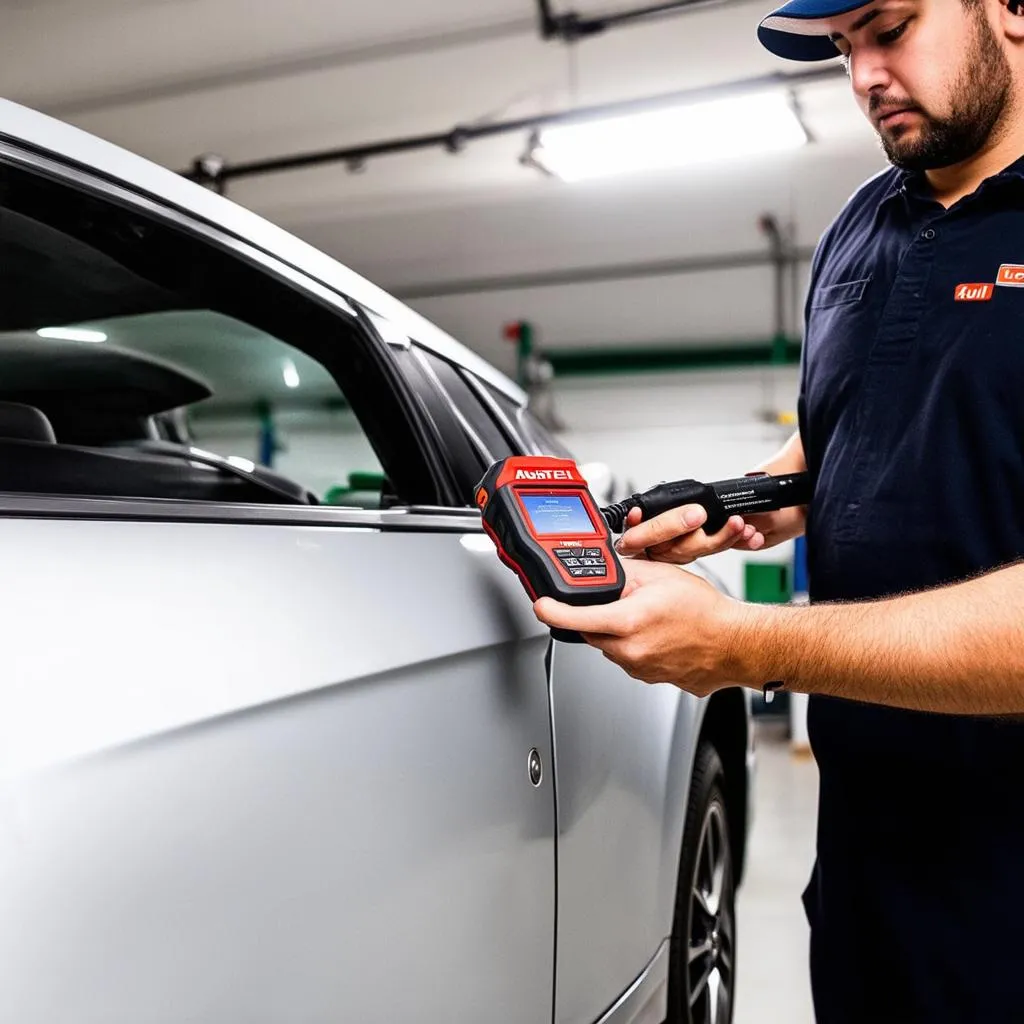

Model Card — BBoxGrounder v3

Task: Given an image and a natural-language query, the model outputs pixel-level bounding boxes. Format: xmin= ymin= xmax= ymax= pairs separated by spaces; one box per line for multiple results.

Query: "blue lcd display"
xmin=520 ymin=494 xmax=595 ymax=536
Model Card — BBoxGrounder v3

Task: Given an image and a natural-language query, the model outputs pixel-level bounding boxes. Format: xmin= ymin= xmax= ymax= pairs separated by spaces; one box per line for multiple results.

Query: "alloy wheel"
xmin=687 ymin=800 xmax=734 ymax=1024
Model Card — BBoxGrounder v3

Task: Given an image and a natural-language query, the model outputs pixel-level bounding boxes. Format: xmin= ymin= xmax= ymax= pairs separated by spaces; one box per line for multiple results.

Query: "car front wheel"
xmin=667 ymin=742 xmax=737 ymax=1024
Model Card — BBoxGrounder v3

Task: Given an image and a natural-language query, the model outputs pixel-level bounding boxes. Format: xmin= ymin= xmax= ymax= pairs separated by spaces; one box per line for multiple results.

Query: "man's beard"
xmin=876 ymin=12 xmax=1012 ymax=171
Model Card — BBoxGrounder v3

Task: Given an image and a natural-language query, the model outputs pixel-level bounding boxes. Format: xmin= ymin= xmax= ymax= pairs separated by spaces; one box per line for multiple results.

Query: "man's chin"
xmin=880 ymin=134 xmax=933 ymax=172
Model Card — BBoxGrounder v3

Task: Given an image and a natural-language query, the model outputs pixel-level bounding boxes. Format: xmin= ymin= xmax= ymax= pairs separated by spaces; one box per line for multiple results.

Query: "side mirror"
xmin=578 ymin=461 xmax=618 ymax=504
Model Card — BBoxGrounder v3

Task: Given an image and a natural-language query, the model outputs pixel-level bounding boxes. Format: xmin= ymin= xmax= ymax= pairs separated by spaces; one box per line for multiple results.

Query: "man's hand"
xmin=615 ymin=504 xmax=766 ymax=564
xmin=617 ymin=432 xmax=809 ymax=565
xmin=533 ymin=558 xmax=749 ymax=697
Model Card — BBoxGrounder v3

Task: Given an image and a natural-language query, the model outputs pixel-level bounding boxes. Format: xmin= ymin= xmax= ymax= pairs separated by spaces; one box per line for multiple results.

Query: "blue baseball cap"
xmin=758 ymin=0 xmax=872 ymax=61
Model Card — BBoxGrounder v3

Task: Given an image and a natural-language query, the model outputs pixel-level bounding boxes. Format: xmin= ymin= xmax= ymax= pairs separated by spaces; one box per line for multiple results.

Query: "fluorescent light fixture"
xmin=528 ymin=92 xmax=809 ymax=182
xmin=282 ymin=358 xmax=300 ymax=388
xmin=37 ymin=327 xmax=107 ymax=343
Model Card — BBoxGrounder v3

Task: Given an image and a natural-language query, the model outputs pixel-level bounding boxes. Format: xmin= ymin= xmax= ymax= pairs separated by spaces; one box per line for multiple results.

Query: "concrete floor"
xmin=733 ymin=719 xmax=820 ymax=1024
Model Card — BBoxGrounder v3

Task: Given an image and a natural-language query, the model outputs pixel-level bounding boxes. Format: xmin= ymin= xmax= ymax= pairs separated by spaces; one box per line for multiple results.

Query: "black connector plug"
xmin=601 ymin=472 xmax=811 ymax=534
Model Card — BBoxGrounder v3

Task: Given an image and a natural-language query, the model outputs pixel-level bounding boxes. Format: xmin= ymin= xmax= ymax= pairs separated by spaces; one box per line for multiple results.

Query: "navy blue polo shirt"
xmin=798 ymin=154 xmax=1024 ymax=1018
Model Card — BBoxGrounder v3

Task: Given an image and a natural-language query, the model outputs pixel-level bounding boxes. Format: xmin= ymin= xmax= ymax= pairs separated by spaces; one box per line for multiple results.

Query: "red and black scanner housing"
xmin=475 ymin=457 xmax=625 ymax=608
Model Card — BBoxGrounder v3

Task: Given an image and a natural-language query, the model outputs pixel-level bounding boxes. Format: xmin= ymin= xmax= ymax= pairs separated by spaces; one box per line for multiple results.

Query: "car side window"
xmin=483 ymin=382 xmax=576 ymax=460
xmin=520 ymin=410 xmax=576 ymax=460
xmin=0 ymin=157 xmax=439 ymax=510
xmin=416 ymin=350 xmax=516 ymax=465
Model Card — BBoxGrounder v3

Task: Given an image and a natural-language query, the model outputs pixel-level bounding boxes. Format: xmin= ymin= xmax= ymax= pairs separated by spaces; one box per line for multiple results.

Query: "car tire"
xmin=667 ymin=742 xmax=737 ymax=1024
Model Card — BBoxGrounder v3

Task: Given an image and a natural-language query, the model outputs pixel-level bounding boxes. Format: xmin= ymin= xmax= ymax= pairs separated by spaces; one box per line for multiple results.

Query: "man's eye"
xmin=877 ymin=20 xmax=909 ymax=45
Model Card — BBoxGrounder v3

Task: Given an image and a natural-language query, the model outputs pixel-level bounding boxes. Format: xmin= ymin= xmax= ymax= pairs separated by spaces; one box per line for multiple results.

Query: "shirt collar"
xmin=877 ymin=151 xmax=1024 ymax=210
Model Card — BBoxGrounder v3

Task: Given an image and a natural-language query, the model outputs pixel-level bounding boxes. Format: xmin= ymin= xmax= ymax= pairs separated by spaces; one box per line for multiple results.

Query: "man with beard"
xmin=534 ymin=1 xmax=1024 ymax=1020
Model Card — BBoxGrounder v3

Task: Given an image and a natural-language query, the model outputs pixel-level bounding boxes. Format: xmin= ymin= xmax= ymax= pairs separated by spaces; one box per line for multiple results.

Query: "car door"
xmin=0 ymin=142 xmax=555 ymax=1023
xmin=447 ymin=371 xmax=704 ymax=1024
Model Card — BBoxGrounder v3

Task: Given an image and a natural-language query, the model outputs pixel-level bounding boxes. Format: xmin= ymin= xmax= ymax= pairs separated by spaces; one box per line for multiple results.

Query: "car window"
xmin=520 ymin=409 xmax=576 ymax=460
xmin=126 ymin=310 xmax=385 ymax=506
xmin=417 ymin=350 xmax=516 ymax=464
xmin=0 ymin=157 xmax=436 ymax=510
xmin=482 ymin=382 xmax=576 ymax=460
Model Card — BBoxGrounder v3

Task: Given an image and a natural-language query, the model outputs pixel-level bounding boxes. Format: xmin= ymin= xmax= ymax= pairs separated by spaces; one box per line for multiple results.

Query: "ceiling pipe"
xmin=182 ymin=64 xmax=844 ymax=189
xmin=537 ymin=0 xmax=752 ymax=43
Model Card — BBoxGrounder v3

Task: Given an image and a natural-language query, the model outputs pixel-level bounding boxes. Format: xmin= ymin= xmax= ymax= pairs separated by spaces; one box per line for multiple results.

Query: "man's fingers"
xmin=533 ymin=596 xmax=631 ymax=636
xmin=735 ymin=531 xmax=766 ymax=552
xmin=642 ymin=515 xmax=747 ymax=563
xmin=617 ymin=504 xmax=709 ymax=555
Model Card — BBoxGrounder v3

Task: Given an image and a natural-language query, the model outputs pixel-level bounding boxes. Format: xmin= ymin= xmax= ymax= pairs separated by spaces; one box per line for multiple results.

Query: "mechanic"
xmin=534 ymin=1 xmax=1024 ymax=1021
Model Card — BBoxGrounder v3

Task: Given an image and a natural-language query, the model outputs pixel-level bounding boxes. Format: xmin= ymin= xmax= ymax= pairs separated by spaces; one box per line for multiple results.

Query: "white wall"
xmin=548 ymin=365 xmax=802 ymax=599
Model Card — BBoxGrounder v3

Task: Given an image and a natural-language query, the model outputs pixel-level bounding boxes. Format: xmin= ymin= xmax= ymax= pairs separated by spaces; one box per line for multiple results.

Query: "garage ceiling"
xmin=1 ymin=0 xmax=867 ymax=208
xmin=1 ymin=0 xmax=886 ymax=368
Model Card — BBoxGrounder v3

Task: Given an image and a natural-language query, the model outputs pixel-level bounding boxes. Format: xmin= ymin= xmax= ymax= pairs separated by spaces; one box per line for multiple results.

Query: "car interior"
xmin=0 ymin=330 xmax=323 ymax=505
xmin=0 ymin=162 xmax=418 ymax=509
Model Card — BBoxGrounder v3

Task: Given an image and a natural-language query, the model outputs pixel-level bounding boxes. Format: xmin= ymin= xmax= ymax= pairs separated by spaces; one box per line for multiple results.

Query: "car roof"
xmin=0 ymin=98 xmax=526 ymax=406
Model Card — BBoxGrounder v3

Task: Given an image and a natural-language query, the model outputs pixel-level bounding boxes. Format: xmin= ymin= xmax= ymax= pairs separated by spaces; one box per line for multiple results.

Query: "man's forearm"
xmin=726 ymin=562 xmax=1024 ymax=714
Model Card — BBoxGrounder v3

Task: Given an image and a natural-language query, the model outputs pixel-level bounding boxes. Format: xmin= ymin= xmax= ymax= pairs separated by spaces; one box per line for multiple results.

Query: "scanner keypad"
xmin=554 ymin=547 xmax=608 ymax=578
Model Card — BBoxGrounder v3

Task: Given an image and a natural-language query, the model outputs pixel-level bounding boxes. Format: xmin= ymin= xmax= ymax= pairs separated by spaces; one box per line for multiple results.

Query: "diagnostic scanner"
xmin=478 ymin=456 xmax=812 ymax=658
xmin=475 ymin=457 xmax=625 ymax=643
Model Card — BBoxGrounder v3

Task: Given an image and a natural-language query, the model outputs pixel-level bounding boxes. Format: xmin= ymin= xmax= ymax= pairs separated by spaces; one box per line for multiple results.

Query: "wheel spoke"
xmin=706 ymin=858 xmax=726 ymax=916
xmin=692 ymin=884 xmax=714 ymax=919
xmin=688 ymin=936 xmax=713 ymax=964
xmin=689 ymin=960 xmax=714 ymax=1008
xmin=708 ymin=968 xmax=723 ymax=1024
xmin=718 ymin=932 xmax=734 ymax=975
xmin=719 ymin=947 xmax=733 ymax=975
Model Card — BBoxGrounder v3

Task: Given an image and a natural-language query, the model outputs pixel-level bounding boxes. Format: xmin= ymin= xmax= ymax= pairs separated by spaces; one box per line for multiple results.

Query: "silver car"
xmin=0 ymin=99 xmax=754 ymax=1024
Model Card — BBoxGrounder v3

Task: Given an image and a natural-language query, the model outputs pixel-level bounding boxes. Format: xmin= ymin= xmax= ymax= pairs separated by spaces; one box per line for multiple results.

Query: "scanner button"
xmin=554 ymin=548 xmax=573 ymax=557
xmin=585 ymin=548 xmax=602 ymax=558
xmin=563 ymin=557 xmax=581 ymax=567
xmin=569 ymin=568 xmax=587 ymax=578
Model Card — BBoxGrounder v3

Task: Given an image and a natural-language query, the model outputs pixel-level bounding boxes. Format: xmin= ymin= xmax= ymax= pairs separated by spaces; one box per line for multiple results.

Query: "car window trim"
xmin=393 ymin=346 xmax=493 ymax=509
xmin=411 ymin=347 xmax=497 ymax=468
xmin=0 ymin=492 xmax=484 ymax=532
xmin=0 ymin=141 xmax=459 ymax=513
xmin=460 ymin=370 xmax=536 ymax=455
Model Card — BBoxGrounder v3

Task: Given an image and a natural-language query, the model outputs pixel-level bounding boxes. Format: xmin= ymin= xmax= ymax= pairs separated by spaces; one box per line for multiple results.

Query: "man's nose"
xmin=848 ymin=50 xmax=892 ymax=101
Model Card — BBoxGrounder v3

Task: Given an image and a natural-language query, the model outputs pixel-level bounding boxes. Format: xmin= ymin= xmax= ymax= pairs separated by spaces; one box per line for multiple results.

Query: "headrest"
xmin=0 ymin=402 xmax=57 ymax=443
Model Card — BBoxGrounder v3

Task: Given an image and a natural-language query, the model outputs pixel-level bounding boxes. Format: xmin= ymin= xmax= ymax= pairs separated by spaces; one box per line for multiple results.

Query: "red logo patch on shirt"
xmin=996 ymin=264 xmax=1024 ymax=287
xmin=954 ymin=283 xmax=994 ymax=302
